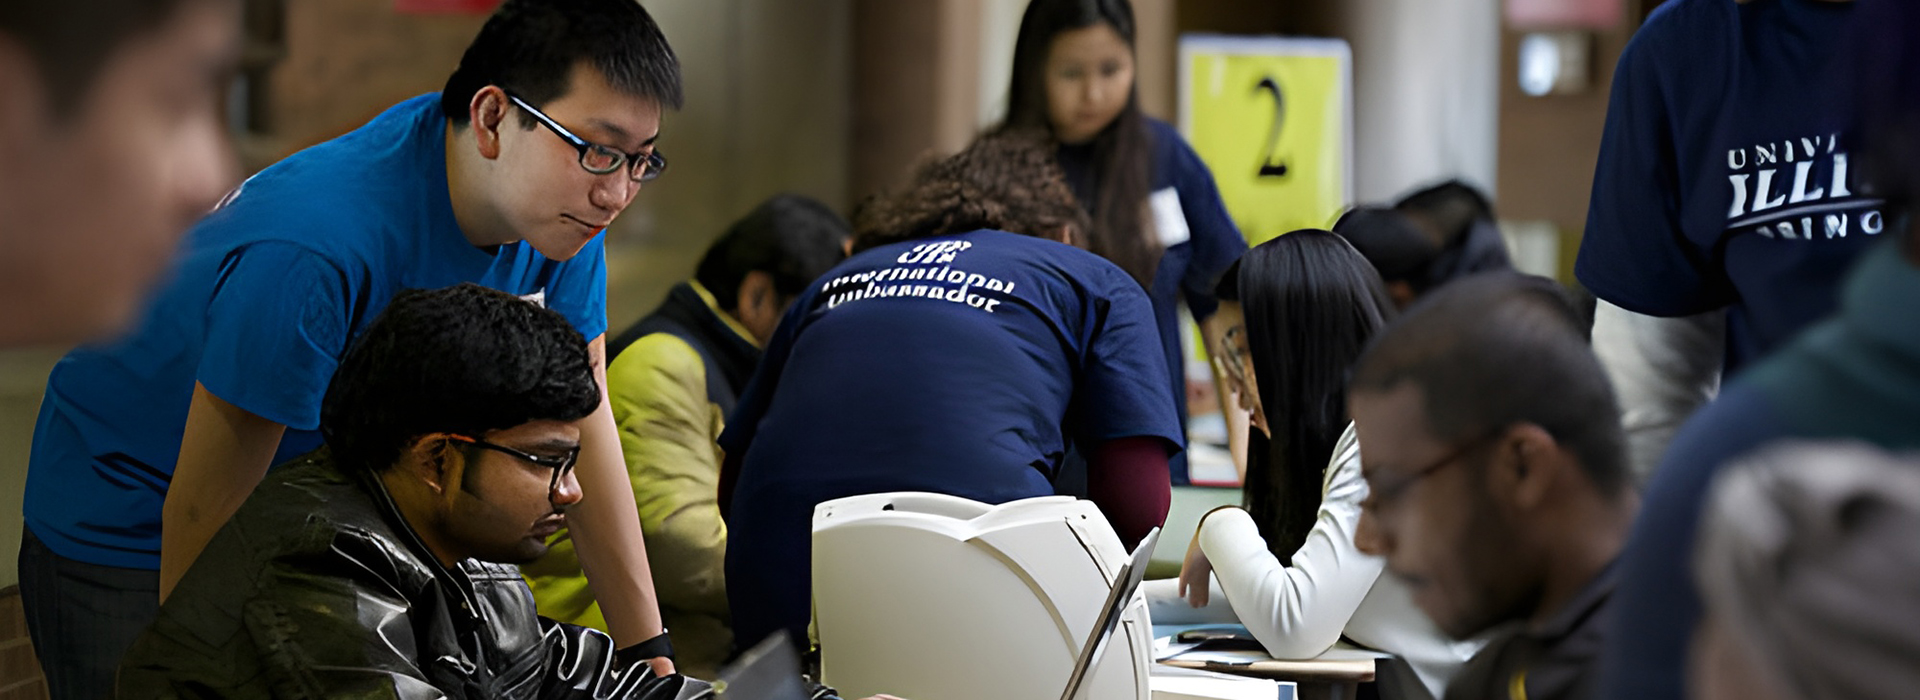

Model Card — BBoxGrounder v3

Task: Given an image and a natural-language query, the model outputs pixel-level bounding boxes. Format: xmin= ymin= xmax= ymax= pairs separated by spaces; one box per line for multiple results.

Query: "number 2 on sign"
xmin=1254 ymin=77 xmax=1288 ymax=178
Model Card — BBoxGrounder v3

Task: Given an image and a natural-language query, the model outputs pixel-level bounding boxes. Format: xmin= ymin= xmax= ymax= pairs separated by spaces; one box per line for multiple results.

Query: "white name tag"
xmin=519 ymin=290 xmax=548 ymax=308
xmin=1149 ymin=187 xmax=1192 ymax=248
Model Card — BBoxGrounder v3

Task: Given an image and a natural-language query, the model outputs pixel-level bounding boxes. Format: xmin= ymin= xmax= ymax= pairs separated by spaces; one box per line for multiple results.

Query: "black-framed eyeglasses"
xmin=445 ymin=434 xmax=580 ymax=497
xmin=1360 ymin=427 xmax=1508 ymax=517
xmin=506 ymin=93 xmax=666 ymax=182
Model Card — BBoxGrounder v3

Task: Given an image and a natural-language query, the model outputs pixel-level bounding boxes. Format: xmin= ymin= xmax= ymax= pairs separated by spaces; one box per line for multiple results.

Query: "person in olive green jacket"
xmin=525 ymin=194 xmax=849 ymax=677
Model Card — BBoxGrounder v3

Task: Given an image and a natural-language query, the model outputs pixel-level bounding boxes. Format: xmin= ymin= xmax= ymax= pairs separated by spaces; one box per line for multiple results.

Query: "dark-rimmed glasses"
xmin=445 ymin=434 xmax=579 ymax=497
xmin=1360 ymin=427 xmax=1508 ymax=517
xmin=506 ymin=93 xmax=666 ymax=182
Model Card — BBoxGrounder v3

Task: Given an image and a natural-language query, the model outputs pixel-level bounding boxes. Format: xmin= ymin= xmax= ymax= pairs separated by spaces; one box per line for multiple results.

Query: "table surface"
xmin=1152 ymin=627 xmax=1381 ymax=684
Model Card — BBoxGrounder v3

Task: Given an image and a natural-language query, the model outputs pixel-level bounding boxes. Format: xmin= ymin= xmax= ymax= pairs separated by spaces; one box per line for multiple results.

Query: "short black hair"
xmin=0 ymin=0 xmax=228 ymax=117
xmin=1331 ymin=206 xmax=1438 ymax=286
xmin=1395 ymin=180 xmax=1496 ymax=240
xmin=1351 ymin=273 xmax=1629 ymax=494
xmin=320 ymin=284 xmax=601 ymax=475
xmin=695 ymin=194 xmax=851 ymax=311
xmin=441 ymin=0 xmax=683 ymax=126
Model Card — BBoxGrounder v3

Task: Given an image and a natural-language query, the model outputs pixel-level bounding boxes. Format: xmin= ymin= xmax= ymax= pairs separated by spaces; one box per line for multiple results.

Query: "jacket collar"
xmin=687 ymin=280 xmax=762 ymax=349
xmin=358 ymin=462 xmax=483 ymax=615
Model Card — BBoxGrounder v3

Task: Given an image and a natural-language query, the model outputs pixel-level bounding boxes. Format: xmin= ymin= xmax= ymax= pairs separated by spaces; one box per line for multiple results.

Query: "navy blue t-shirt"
xmin=1058 ymin=117 xmax=1247 ymax=483
xmin=718 ymin=230 xmax=1184 ymax=648
xmin=1576 ymin=0 xmax=1879 ymax=373
xmin=25 ymin=94 xmax=608 ymax=569
xmin=1600 ymin=242 xmax=1920 ymax=700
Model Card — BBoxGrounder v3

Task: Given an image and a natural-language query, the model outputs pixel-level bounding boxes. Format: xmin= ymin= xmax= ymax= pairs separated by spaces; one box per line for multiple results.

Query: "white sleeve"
xmin=1197 ymin=424 xmax=1386 ymax=659
xmin=1590 ymin=300 xmax=1724 ymax=483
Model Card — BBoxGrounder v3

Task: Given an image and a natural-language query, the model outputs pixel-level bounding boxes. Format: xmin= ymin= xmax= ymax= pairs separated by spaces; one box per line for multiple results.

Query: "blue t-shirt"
xmin=1599 ymin=242 xmax=1920 ymax=700
xmin=1575 ymin=0 xmax=1879 ymax=373
xmin=717 ymin=230 xmax=1184 ymax=647
xmin=1057 ymin=117 xmax=1247 ymax=483
xmin=25 ymin=94 xmax=609 ymax=569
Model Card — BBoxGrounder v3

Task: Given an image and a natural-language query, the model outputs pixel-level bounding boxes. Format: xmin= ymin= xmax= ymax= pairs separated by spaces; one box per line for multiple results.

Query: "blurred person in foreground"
xmin=1599 ymin=1 xmax=1920 ymax=697
xmin=21 ymin=1 xmax=687 ymax=695
xmin=526 ymin=194 xmax=850 ymax=677
xmin=1351 ymin=274 xmax=1637 ymax=700
xmin=1691 ymin=441 xmax=1920 ymax=700
xmin=0 ymin=0 xmax=239 ymax=346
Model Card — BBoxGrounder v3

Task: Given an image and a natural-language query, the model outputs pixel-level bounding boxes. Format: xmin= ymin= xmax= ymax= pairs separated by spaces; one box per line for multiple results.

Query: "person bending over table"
xmin=1148 ymin=231 xmax=1478 ymax=700
xmin=717 ymin=130 xmax=1183 ymax=652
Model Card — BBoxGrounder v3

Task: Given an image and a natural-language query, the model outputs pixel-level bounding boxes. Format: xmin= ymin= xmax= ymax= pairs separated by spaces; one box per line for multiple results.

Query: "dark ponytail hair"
xmin=998 ymin=0 xmax=1159 ymax=287
xmin=1216 ymin=230 xmax=1392 ymax=564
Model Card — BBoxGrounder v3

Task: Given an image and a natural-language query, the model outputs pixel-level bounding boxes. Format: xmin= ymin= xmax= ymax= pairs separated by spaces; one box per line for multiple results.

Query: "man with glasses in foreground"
xmin=22 ymin=0 xmax=684 ymax=691
xmin=1349 ymin=273 xmax=1637 ymax=700
xmin=116 ymin=284 xmax=706 ymax=699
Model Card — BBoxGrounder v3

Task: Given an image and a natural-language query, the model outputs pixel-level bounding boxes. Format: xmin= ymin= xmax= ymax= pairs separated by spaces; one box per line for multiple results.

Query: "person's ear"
xmin=405 ymin=435 xmax=467 ymax=499
xmin=466 ymin=86 xmax=511 ymax=160
xmin=738 ymin=271 xmax=775 ymax=314
xmin=735 ymin=271 xmax=783 ymax=343
xmin=1494 ymin=423 xmax=1560 ymax=510
xmin=1048 ymin=224 xmax=1078 ymax=247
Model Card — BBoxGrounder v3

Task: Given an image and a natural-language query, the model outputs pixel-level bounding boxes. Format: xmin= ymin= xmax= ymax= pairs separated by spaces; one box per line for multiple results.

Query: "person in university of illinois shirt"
xmin=1576 ymin=0 xmax=1880 ymax=482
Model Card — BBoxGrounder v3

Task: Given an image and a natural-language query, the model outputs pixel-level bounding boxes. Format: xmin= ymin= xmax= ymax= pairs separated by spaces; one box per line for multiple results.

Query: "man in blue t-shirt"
xmin=1598 ymin=3 xmax=1920 ymax=698
xmin=21 ymin=2 xmax=686 ymax=697
xmin=716 ymin=132 xmax=1183 ymax=651
xmin=1575 ymin=0 xmax=1878 ymax=480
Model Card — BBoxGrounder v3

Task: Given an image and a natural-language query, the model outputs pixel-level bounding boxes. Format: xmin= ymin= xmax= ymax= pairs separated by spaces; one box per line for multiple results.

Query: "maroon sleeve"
xmin=1085 ymin=436 xmax=1173 ymax=550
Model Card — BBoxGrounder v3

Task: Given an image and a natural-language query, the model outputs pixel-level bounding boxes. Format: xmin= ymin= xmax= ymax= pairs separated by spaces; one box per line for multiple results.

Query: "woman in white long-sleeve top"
xmin=1143 ymin=230 xmax=1480 ymax=700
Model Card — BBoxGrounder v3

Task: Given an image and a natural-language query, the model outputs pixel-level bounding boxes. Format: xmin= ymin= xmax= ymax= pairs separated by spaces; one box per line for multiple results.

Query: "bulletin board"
xmin=1178 ymin=36 xmax=1352 ymax=246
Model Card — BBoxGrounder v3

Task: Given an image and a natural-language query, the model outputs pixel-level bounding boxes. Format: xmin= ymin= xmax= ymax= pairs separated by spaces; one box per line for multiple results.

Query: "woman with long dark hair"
xmin=1144 ymin=230 xmax=1477 ymax=699
xmin=998 ymin=0 xmax=1247 ymax=484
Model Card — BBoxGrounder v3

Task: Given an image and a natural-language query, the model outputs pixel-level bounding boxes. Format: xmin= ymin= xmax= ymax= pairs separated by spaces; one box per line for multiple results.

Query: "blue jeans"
xmin=18 ymin=528 xmax=158 ymax=700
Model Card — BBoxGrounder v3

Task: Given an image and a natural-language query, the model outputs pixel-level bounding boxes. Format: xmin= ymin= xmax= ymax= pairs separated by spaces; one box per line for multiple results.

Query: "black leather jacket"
xmin=117 ymin=449 xmax=711 ymax=700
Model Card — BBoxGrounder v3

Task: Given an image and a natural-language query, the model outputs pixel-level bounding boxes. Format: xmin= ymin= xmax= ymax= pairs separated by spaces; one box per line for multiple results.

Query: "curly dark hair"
xmin=320 ymin=283 xmax=601 ymax=475
xmin=851 ymin=130 xmax=1092 ymax=253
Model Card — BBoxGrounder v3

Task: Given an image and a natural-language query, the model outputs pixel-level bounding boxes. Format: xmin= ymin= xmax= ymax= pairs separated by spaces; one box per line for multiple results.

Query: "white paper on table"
xmin=1153 ymin=635 xmax=1206 ymax=661
xmin=1150 ymin=665 xmax=1289 ymax=700
xmin=1164 ymin=642 xmax=1389 ymax=665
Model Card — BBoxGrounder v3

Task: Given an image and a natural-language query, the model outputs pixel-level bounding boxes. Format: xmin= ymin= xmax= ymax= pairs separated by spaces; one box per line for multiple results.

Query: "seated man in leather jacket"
xmin=115 ymin=283 xmax=706 ymax=700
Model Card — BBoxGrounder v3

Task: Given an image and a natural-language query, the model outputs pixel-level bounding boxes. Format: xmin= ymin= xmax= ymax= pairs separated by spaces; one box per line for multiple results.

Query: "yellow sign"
xmin=1179 ymin=37 xmax=1351 ymax=246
